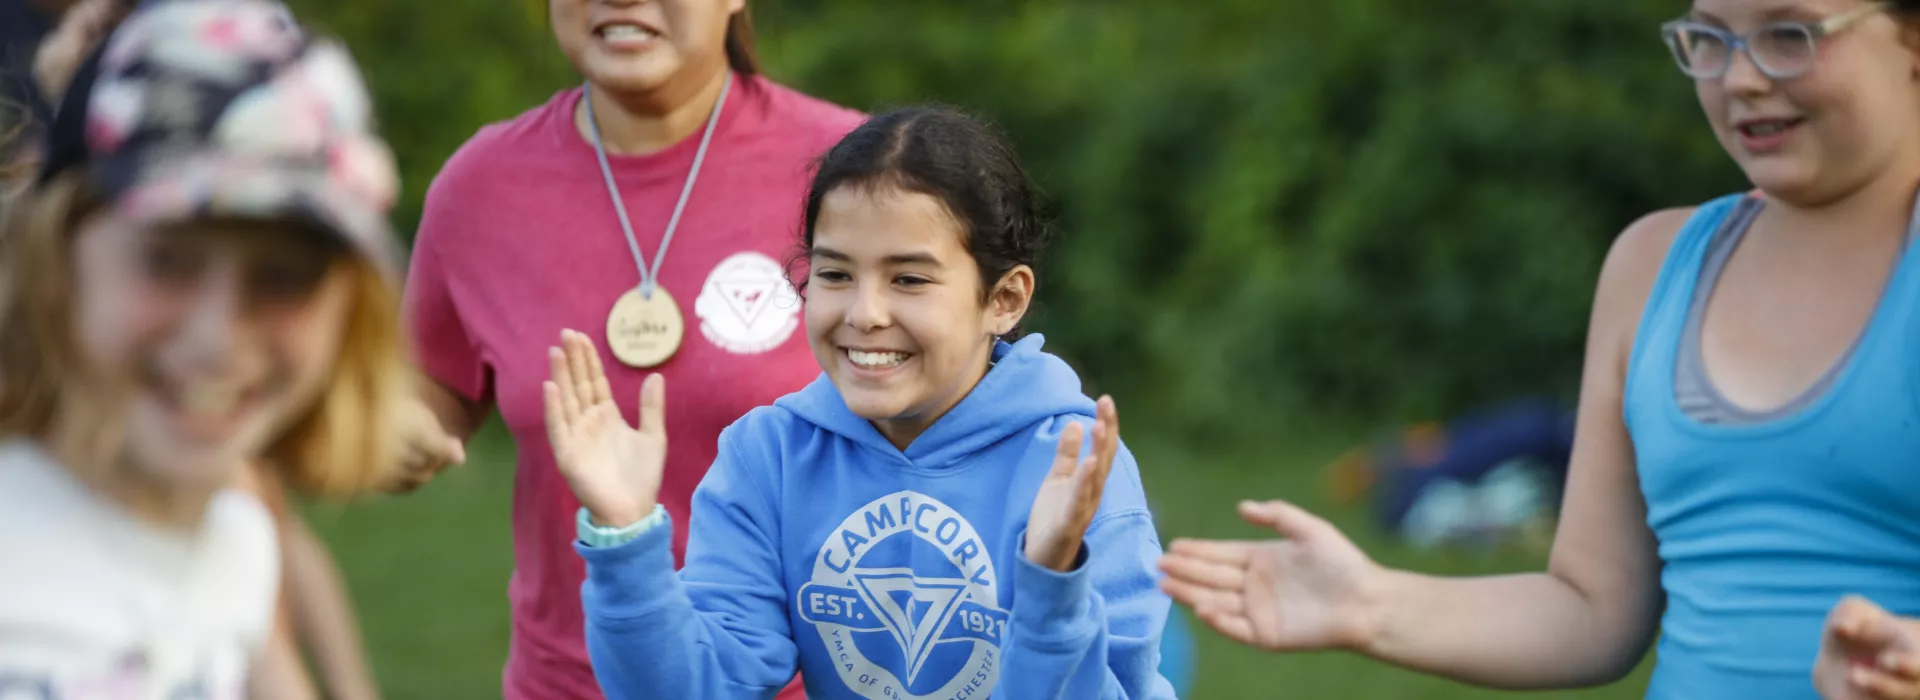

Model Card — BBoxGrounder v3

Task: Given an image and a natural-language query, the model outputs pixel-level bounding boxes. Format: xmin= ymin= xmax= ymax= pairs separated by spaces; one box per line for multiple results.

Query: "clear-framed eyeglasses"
xmin=1661 ymin=2 xmax=1889 ymax=80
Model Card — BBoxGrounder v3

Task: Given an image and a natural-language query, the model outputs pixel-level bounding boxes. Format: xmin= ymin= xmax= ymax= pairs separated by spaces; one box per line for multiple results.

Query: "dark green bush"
xmin=293 ymin=0 xmax=1747 ymax=439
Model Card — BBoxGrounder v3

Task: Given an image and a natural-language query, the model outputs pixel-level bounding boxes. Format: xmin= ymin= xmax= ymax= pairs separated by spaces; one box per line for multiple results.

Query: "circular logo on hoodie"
xmin=796 ymin=491 xmax=1005 ymax=699
xmin=695 ymin=252 xmax=802 ymax=355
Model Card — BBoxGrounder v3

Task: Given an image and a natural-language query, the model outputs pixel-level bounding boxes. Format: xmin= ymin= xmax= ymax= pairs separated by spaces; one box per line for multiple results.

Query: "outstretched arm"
xmin=1160 ymin=208 xmax=1692 ymax=689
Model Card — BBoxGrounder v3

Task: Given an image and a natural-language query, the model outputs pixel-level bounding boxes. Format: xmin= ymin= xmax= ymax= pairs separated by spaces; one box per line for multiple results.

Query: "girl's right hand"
xmin=1816 ymin=596 xmax=1920 ymax=700
xmin=543 ymin=329 xmax=667 ymax=529
xmin=1158 ymin=499 xmax=1387 ymax=653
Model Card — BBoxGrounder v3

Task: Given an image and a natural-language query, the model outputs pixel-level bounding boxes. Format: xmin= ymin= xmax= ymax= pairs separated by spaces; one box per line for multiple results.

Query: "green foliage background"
xmin=284 ymin=0 xmax=1748 ymax=437
xmin=271 ymin=2 xmax=1750 ymax=696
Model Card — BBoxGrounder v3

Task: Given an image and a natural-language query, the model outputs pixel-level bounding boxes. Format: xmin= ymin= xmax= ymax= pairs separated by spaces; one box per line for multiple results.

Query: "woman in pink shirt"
xmin=397 ymin=1 xmax=862 ymax=698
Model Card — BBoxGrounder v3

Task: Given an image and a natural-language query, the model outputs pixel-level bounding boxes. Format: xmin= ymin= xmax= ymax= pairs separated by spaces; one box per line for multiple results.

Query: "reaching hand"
xmin=1024 ymin=396 xmax=1121 ymax=573
xmin=1816 ymin=596 xmax=1920 ymax=700
xmin=386 ymin=394 xmax=465 ymax=493
xmin=1158 ymin=499 xmax=1385 ymax=652
xmin=543 ymin=329 xmax=666 ymax=529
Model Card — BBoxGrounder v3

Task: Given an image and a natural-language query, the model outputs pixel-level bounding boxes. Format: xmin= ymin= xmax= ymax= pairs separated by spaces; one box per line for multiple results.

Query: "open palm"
xmin=1158 ymin=499 xmax=1383 ymax=652
xmin=1025 ymin=396 xmax=1122 ymax=572
xmin=543 ymin=329 xmax=667 ymax=529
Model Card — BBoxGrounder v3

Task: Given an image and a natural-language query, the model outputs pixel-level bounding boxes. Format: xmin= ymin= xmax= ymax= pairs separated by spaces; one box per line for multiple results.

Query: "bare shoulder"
xmin=1590 ymin=207 xmax=1697 ymax=348
xmin=1599 ymin=208 xmax=1694 ymax=299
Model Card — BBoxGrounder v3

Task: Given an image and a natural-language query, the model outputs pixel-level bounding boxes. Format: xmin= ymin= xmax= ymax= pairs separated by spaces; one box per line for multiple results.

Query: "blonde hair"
xmin=0 ymin=102 xmax=34 ymax=206
xmin=0 ymin=172 xmax=410 ymax=498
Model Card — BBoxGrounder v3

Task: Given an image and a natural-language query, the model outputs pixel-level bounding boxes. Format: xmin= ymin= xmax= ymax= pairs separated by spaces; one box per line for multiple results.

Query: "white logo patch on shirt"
xmin=797 ymin=491 xmax=1005 ymax=700
xmin=695 ymin=252 xmax=801 ymax=356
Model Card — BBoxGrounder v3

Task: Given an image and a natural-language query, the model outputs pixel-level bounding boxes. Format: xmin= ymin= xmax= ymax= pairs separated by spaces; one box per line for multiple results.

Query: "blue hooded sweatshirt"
xmin=575 ymin=334 xmax=1176 ymax=700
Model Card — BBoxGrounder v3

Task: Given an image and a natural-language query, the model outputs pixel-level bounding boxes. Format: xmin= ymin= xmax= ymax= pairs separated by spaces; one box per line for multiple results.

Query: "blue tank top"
xmin=1625 ymin=192 xmax=1920 ymax=699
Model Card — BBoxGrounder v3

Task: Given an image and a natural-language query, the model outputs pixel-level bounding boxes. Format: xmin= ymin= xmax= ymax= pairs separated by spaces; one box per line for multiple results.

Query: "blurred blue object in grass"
xmin=1160 ymin=608 xmax=1196 ymax=696
xmin=1376 ymin=397 xmax=1573 ymax=534
xmin=1398 ymin=458 xmax=1558 ymax=552
xmin=1327 ymin=396 xmax=1572 ymax=555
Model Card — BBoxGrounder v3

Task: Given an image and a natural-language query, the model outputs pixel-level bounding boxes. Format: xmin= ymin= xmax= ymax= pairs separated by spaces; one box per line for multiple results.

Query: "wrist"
xmin=1351 ymin=563 xmax=1400 ymax=656
xmin=577 ymin=504 xmax=666 ymax=549
xmin=1025 ymin=537 xmax=1084 ymax=573
xmin=1043 ymin=544 xmax=1085 ymax=573
xmin=588 ymin=500 xmax=655 ymax=530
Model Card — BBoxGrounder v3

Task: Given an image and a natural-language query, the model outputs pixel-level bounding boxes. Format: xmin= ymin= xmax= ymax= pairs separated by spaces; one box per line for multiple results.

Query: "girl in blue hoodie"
xmin=539 ymin=105 xmax=1177 ymax=700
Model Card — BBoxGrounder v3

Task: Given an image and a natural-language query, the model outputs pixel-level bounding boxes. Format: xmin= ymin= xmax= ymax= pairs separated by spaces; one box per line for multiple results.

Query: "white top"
xmin=0 ymin=440 xmax=280 ymax=698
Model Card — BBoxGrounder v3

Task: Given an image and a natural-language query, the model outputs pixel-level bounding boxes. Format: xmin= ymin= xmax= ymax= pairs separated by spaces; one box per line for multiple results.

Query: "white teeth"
xmin=179 ymin=383 xmax=239 ymax=416
xmin=1746 ymin=121 xmax=1791 ymax=136
xmin=600 ymin=24 xmax=654 ymax=40
xmin=848 ymin=350 xmax=909 ymax=369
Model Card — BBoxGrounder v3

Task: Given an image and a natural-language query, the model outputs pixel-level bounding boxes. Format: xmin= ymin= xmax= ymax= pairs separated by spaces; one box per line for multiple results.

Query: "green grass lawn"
xmin=306 ymin=420 xmax=1653 ymax=699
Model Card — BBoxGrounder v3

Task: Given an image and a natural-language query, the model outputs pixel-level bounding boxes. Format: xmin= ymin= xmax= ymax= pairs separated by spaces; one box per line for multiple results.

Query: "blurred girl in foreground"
xmin=0 ymin=0 xmax=409 ymax=696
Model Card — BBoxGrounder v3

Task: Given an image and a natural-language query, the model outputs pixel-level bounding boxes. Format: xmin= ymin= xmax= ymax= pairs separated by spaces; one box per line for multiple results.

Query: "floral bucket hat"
xmin=35 ymin=0 xmax=402 ymax=277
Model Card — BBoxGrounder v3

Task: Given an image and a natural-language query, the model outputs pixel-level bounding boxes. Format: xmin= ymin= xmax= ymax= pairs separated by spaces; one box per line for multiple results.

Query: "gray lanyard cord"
xmin=583 ymin=72 xmax=733 ymax=299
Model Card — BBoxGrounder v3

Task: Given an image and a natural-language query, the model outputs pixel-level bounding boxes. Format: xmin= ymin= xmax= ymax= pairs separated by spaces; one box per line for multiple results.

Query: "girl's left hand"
xmin=1816 ymin=596 xmax=1920 ymax=700
xmin=1025 ymin=396 xmax=1120 ymax=573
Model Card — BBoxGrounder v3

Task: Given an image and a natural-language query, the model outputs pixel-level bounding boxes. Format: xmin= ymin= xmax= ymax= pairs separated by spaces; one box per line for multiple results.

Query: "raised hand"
xmin=543 ymin=329 xmax=666 ymax=529
xmin=1158 ymin=499 xmax=1385 ymax=652
xmin=1025 ymin=396 xmax=1121 ymax=573
xmin=1816 ymin=596 xmax=1920 ymax=700
xmin=33 ymin=0 xmax=123 ymax=105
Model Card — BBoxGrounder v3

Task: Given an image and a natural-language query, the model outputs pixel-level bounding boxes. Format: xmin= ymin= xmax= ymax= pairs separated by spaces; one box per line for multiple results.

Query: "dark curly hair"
xmin=792 ymin=104 xmax=1052 ymax=338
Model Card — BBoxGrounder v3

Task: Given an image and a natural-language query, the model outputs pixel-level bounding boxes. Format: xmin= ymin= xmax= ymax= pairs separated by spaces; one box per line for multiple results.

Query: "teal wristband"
xmin=576 ymin=504 xmax=667 ymax=549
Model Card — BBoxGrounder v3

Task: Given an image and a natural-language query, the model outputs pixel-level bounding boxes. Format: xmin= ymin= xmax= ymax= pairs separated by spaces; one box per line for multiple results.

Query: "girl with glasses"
xmin=1160 ymin=1 xmax=1920 ymax=698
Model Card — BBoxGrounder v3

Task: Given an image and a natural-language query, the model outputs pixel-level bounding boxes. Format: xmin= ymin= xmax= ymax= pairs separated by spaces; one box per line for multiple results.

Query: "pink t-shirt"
xmin=404 ymin=74 xmax=863 ymax=700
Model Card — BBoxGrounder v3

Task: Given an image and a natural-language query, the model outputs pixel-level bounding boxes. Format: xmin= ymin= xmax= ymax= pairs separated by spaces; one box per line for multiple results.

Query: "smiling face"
xmin=803 ymin=185 xmax=1032 ymax=448
xmin=549 ymin=0 xmax=743 ymax=98
xmin=67 ymin=215 xmax=355 ymax=489
xmin=1688 ymin=0 xmax=1920 ymax=202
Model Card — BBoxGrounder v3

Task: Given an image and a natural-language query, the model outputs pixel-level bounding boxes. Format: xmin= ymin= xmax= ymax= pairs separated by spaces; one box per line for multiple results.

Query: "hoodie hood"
xmin=774 ymin=334 xmax=1095 ymax=469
